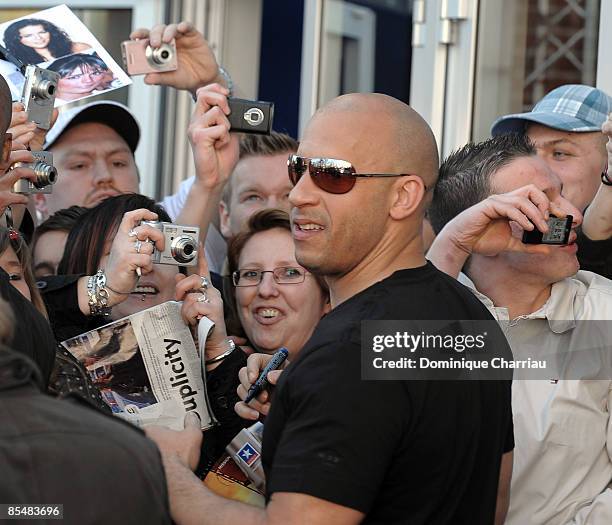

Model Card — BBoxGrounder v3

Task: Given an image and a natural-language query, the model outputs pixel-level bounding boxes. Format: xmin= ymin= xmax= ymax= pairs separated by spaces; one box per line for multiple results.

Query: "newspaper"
xmin=61 ymin=301 xmax=217 ymax=431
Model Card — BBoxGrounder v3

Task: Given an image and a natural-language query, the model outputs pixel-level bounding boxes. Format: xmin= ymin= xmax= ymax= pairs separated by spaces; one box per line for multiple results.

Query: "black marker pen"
xmin=244 ymin=347 xmax=289 ymax=404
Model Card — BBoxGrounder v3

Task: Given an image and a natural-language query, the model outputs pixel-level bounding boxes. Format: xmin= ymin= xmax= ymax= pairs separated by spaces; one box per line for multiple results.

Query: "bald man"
xmin=147 ymin=93 xmax=514 ymax=525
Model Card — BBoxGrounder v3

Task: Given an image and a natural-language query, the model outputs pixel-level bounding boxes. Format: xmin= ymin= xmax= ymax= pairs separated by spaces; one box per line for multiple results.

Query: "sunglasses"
xmin=288 ymin=154 xmax=419 ymax=194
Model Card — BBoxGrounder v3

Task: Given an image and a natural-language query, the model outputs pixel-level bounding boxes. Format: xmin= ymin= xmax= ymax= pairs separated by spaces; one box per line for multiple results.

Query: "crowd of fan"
xmin=1 ymin=19 xmax=612 ymax=525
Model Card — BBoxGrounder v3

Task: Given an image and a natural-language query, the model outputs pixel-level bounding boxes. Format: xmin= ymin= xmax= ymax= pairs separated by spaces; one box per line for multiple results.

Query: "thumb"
xmin=184 ymin=411 xmax=201 ymax=429
xmin=267 ymin=369 xmax=283 ymax=385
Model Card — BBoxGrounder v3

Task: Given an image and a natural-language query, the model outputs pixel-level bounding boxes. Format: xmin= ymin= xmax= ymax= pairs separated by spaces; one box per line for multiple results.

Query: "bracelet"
xmin=602 ymin=170 xmax=612 ymax=187
xmin=191 ymin=66 xmax=234 ymax=102
xmin=205 ymin=338 xmax=236 ymax=365
xmin=217 ymin=66 xmax=234 ymax=97
xmin=87 ymin=270 xmax=112 ymax=317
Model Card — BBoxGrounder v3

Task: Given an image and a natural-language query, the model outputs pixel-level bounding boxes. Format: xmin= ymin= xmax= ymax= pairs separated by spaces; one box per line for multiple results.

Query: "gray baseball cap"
xmin=491 ymin=84 xmax=612 ymax=136
xmin=44 ymin=100 xmax=140 ymax=152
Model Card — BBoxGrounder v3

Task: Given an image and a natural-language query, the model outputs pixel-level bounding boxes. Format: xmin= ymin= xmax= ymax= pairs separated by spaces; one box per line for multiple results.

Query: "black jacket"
xmin=0 ymin=347 xmax=171 ymax=525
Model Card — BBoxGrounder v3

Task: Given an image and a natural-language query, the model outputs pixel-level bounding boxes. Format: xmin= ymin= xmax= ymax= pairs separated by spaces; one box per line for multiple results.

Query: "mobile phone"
xmin=522 ymin=215 xmax=573 ymax=245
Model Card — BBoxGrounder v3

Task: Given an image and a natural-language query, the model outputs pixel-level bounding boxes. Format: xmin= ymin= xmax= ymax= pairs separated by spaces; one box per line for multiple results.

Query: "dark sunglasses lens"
xmin=288 ymin=156 xmax=306 ymax=186
xmin=311 ymin=165 xmax=356 ymax=194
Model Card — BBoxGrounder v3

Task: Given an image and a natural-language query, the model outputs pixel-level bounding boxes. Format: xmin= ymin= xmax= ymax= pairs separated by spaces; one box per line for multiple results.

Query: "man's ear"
xmin=219 ymin=200 xmax=231 ymax=238
xmin=389 ymin=176 xmax=427 ymax=220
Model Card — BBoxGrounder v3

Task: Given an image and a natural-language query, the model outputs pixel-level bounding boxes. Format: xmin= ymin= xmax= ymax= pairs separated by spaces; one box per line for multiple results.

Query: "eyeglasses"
xmin=232 ymin=266 xmax=309 ymax=287
xmin=288 ymin=154 xmax=417 ymax=194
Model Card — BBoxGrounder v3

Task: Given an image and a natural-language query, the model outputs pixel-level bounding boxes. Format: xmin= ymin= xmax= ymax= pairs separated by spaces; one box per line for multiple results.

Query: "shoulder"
xmin=569 ymin=270 xmax=612 ymax=317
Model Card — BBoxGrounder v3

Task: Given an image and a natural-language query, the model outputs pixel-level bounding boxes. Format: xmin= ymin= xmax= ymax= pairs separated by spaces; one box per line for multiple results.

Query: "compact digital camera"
xmin=227 ymin=97 xmax=274 ymax=135
xmin=21 ymin=65 xmax=60 ymax=130
xmin=121 ymin=39 xmax=178 ymax=75
xmin=140 ymin=221 xmax=199 ymax=267
xmin=12 ymin=151 xmax=57 ymax=195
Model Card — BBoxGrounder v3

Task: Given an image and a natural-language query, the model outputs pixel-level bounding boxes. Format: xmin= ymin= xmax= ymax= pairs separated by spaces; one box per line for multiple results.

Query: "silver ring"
xmin=134 ymin=239 xmax=142 ymax=253
xmin=197 ymin=292 xmax=210 ymax=303
xmin=200 ymin=276 xmax=210 ymax=289
xmin=128 ymin=228 xmax=138 ymax=238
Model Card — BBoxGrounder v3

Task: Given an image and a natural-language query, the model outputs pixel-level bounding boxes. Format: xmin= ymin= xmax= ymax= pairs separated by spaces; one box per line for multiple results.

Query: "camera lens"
xmin=171 ymin=236 xmax=197 ymax=264
xmin=150 ymin=43 xmax=174 ymax=65
xmin=32 ymin=162 xmax=58 ymax=188
xmin=32 ymin=80 xmax=56 ymax=100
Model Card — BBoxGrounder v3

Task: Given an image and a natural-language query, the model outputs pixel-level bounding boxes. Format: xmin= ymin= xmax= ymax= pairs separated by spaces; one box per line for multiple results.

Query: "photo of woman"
xmin=47 ymin=53 xmax=118 ymax=103
xmin=3 ymin=18 xmax=91 ymax=64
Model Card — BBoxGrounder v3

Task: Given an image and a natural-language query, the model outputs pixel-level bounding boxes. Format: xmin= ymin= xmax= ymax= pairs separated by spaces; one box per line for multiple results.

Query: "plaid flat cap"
xmin=491 ymin=84 xmax=612 ymax=136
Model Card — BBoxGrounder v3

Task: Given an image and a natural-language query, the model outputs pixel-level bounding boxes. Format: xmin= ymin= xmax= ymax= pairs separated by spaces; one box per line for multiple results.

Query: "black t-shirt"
xmin=262 ymin=262 xmax=513 ymax=524
xmin=577 ymin=227 xmax=612 ymax=279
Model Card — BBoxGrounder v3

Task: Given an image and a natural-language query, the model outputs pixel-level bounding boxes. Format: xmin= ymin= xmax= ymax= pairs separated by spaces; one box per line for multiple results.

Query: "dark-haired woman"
xmin=3 ymin=18 xmax=90 ymax=64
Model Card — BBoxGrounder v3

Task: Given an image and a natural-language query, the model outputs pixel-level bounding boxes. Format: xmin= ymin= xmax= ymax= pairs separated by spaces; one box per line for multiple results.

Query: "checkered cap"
xmin=491 ymin=84 xmax=612 ymax=136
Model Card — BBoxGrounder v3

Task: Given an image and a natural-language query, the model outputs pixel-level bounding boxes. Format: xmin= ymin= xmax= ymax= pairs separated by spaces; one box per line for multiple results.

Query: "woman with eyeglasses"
xmin=47 ymin=53 xmax=115 ymax=103
xmin=176 ymin=208 xmax=329 ymax=475
xmin=3 ymin=18 xmax=91 ymax=65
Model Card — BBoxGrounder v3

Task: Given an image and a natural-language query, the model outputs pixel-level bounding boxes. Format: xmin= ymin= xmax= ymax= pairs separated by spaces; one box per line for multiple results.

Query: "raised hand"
xmin=175 ymin=247 xmax=229 ymax=360
xmin=188 ymin=83 xmax=239 ymax=191
xmin=129 ymin=21 xmax=220 ymax=93
xmin=104 ymin=209 xmax=166 ymax=302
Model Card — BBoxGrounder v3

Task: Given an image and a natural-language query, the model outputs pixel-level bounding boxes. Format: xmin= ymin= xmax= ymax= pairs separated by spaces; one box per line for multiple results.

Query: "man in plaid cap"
xmin=492 ymin=84 xmax=612 ymax=279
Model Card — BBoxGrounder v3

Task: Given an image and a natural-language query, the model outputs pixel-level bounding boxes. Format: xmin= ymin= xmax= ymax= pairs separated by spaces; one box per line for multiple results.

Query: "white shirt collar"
xmin=458 ymin=272 xmax=578 ymax=333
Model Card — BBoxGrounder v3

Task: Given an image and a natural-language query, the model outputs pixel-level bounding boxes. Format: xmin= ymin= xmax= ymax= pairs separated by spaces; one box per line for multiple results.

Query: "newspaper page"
xmin=61 ymin=301 xmax=216 ymax=431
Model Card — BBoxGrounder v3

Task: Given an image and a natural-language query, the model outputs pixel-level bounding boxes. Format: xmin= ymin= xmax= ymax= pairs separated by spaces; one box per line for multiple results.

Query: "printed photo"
xmin=64 ymin=319 xmax=159 ymax=413
xmin=0 ymin=4 xmax=131 ymax=106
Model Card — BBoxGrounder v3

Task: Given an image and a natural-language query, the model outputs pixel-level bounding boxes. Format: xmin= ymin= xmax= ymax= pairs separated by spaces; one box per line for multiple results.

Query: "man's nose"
xmin=288 ymin=171 xmax=320 ymax=209
xmin=92 ymin=161 xmax=113 ymax=185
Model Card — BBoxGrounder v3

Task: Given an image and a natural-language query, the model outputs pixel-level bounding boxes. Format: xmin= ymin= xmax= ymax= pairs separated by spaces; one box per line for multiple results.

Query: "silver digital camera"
xmin=12 ymin=151 xmax=57 ymax=195
xmin=141 ymin=221 xmax=199 ymax=267
xmin=21 ymin=65 xmax=59 ymax=130
xmin=121 ymin=39 xmax=178 ymax=76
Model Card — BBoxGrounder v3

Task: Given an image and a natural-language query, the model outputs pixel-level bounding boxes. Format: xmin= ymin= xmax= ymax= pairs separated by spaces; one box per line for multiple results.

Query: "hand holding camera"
xmin=430 ymin=185 xmax=564 ymax=264
xmin=0 ymin=145 xmax=35 ymax=211
xmin=103 ymin=209 xmax=167 ymax=302
xmin=127 ymin=21 xmax=220 ymax=92
xmin=9 ymin=102 xmax=58 ymax=151
xmin=188 ymin=83 xmax=239 ymax=192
